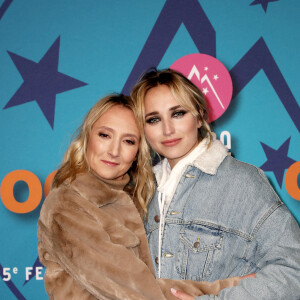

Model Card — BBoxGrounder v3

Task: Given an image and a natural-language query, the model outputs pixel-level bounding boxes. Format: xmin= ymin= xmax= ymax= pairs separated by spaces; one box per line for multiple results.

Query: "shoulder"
xmin=39 ymin=180 xmax=82 ymax=225
xmin=220 ymin=156 xmax=279 ymax=196
xmin=219 ymin=156 xmax=289 ymax=226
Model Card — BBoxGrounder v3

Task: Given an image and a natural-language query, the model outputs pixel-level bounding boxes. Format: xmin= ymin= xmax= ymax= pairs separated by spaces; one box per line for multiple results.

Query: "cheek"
xmin=123 ymin=147 xmax=139 ymax=164
xmin=86 ymin=144 xmax=95 ymax=167
xmin=184 ymin=118 xmax=199 ymax=136
xmin=86 ymin=139 xmax=103 ymax=163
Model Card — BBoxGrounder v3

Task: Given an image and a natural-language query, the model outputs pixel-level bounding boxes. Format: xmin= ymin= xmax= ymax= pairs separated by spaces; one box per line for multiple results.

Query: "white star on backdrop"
xmin=202 ymin=87 xmax=209 ymax=95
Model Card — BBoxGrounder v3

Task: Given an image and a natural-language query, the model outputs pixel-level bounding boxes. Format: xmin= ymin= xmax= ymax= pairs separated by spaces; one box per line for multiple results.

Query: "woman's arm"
xmin=165 ymin=274 xmax=255 ymax=299
xmin=41 ymin=203 xmax=167 ymax=300
xmin=39 ymin=194 xmax=250 ymax=300
xmin=192 ymin=206 xmax=300 ymax=300
xmin=158 ymin=276 xmax=243 ymax=298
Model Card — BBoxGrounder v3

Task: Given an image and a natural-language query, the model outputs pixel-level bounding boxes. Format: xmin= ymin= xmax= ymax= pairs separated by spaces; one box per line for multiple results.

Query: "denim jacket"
xmin=145 ymin=138 xmax=300 ymax=299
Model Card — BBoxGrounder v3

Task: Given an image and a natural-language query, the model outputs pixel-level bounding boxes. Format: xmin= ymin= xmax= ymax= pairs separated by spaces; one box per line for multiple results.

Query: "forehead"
xmin=144 ymin=85 xmax=179 ymax=110
xmin=93 ymin=105 xmax=140 ymax=136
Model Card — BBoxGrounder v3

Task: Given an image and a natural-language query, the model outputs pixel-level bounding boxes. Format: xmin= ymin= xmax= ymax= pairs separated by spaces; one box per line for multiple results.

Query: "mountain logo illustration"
xmin=170 ymin=53 xmax=233 ymax=122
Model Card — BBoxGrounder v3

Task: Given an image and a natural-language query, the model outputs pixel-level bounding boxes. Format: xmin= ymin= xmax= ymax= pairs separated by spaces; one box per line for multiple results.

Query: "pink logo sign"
xmin=170 ymin=53 xmax=233 ymax=122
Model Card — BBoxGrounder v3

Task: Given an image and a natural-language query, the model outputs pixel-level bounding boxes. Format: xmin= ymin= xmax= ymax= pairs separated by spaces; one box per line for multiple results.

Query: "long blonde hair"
xmin=52 ymin=94 xmax=152 ymax=212
xmin=131 ymin=68 xmax=213 ymax=214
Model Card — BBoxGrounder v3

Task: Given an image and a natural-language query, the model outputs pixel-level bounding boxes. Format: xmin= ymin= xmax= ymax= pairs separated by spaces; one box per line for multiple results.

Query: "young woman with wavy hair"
xmin=131 ymin=69 xmax=300 ymax=300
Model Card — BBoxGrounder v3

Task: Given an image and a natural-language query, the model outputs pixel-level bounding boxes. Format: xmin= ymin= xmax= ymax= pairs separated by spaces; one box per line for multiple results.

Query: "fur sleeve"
xmin=50 ymin=206 xmax=167 ymax=300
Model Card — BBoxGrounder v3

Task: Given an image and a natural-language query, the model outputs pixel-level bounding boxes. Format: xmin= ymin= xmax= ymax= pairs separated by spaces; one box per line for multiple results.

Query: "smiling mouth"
xmin=101 ymin=160 xmax=119 ymax=166
xmin=161 ymin=138 xmax=182 ymax=147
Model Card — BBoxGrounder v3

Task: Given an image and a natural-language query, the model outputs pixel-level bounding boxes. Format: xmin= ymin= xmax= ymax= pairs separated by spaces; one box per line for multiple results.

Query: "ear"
xmin=197 ymin=117 xmax=202 ymax=129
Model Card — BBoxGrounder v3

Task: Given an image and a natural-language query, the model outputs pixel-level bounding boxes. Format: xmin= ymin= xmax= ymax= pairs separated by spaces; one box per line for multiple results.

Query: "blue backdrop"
xmin=0 ymin=1 xmax=299 ymax=299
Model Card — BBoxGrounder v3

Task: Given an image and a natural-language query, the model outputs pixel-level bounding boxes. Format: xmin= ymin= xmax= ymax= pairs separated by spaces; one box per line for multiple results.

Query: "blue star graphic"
xmin=260 ymin=137 xmax=296 ymax=187
xmin=4 ymin=36 xmax=87 ymax=128
xmin=250 ymin=0 xmax=279 ymax=12
xmin=0 ymin=0 xmax=14 ymax=20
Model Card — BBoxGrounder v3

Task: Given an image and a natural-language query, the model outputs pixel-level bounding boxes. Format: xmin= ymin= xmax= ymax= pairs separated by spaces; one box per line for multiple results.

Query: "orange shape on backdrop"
xmin=285 ymin=161 xmax=300 ymax=201
xmin=44 ymin=170 xmax=57 ymax=198
xmin=0 ymin=170 xmax=42 ymax=213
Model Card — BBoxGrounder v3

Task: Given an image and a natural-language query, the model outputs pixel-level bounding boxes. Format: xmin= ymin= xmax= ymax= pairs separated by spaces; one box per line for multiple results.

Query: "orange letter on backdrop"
xmin=285 ymin=161 xmax=300 ymax=201
xmin=44 ymin=170 xmax=57 ymax=198
xmin=0 ymin=170 xmax=42 ymax=213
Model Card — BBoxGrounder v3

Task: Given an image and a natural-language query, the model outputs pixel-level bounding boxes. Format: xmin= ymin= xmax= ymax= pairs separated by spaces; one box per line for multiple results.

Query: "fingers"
xmin=241 ymin=273 xmax=255 ymax=279
xmin=170 ymin=288 xmax=195 ymax=300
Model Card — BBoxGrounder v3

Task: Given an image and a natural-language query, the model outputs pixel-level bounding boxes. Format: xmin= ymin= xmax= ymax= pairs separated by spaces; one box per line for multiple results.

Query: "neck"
xmin=90 ymin=169 xmax=130 ymax=191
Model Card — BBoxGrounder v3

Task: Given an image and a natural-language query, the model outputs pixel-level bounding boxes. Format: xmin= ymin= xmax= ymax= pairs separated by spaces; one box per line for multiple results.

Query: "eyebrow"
xmin=145 ymin=105 xmax=182 ymax=118
xmin=123 ymin=133 xmax=139 ymax=140
xmin=94 ymin=126 xmax=114 ymax=133
xmin=94 ymin=126 xmax=139 ymax=139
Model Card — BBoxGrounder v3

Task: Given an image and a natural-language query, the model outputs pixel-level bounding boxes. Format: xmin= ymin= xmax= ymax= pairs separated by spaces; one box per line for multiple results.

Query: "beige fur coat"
xmin=37 ymin=171 xmax=240 ymax=300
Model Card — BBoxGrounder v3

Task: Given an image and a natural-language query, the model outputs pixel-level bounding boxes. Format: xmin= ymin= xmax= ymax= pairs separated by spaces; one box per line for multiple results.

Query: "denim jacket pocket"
xmin=176 ymin=223 xmax=224 ymax=280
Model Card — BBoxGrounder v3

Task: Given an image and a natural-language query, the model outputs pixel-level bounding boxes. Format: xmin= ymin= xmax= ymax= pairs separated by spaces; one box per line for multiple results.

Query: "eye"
xmin=98 ymin=132 xmax=110 ymax=138
xmin=172 ymin=110 xmax=187 ymax=118
xmin=146 ymin=116 xmax=160 ymax=124
xmin=124 ymin=139 xmax=136 ymax=145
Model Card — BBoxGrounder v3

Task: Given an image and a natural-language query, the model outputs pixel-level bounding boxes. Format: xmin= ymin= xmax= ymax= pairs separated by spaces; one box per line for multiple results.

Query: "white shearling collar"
xmin=193 ymin=138 xmax=228 ymax=175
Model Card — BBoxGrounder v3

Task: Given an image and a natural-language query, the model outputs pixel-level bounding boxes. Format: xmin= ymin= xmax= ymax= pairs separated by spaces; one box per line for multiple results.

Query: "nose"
xmin=108 ymin=139 xmax=120 ymax=158
xmin=162 ymin=119 xmax=175 ymax=136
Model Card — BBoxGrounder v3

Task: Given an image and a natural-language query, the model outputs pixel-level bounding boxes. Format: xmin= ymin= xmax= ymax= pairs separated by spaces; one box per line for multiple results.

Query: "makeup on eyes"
xmin=145 ymin=107 xmax=188 ymax=124
xmin=125 ymin=139 xmax=136 ymax=145
xmin=172 ymin=110 xmax=187 ymax=118
xmin=96 ymin=127 xmax=138 ymax=144
xmin=98 ymin=132 xmax=109 ymax=138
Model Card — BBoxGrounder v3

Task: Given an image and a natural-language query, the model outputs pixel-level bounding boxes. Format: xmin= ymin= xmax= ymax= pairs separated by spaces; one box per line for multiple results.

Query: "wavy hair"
xmin=131 ymin=68 xmax=213 ymax=214
xmin=52 ymin=94 xmax=151 ymax=211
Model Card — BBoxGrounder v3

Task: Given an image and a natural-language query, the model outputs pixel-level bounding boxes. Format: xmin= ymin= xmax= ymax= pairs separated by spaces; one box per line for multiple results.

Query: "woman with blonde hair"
xmin=38 ymin=93 xmax=243 ymax=299
xmin=131 ymin=68 xmax=300 ymax=300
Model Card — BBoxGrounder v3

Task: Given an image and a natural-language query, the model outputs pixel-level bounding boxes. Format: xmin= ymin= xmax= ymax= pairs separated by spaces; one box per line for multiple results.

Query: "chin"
xmin=163 ymin=150 xmax=185 ymax=159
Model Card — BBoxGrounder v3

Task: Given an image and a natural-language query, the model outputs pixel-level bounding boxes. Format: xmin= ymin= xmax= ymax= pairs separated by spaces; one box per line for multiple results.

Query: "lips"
xmin=161 ymin=138 xmax=182 ymax=147
xmin=101 ymin=160 xmax=119 ymax=166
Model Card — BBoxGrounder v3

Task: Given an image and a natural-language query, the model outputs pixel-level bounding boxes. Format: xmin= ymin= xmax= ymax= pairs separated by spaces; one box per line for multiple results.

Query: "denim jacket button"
xmin=194 ymin=238 xmax=201 ymax=248
xmin=185 ymin=173 xmax=195 ymax=178
xmin=155 ymin=257 xmax=159 ymax=264
xmin=170 ymin=211 xmax=180 ymax=215
xmin=194 ymin=241 xmax=200 ymax=248
xmin=164 ymin=253 xmax=174 ymax=258
xmin=154 ymin=215 xmax=160 ymax=223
